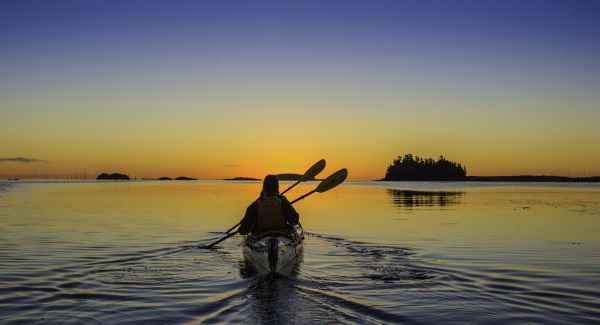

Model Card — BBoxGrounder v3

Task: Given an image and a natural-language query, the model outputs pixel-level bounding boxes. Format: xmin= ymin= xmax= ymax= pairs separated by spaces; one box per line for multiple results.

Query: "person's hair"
xmin=262 ymin=174 xmax=279 ymax=195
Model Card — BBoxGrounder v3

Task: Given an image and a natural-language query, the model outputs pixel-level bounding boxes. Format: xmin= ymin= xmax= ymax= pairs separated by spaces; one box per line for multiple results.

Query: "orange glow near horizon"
xmin=2 ymin=98 xmax=600 ymax=181
xmin=2 ymin=85 xmax=599 ymax=180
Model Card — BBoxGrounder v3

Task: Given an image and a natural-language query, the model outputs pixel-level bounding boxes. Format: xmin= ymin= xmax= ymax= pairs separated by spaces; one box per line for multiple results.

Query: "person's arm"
xmin=280 ymin=195 xmax=299 ymax=225
xmin=238 ymin=201 xmax=258 ymax=235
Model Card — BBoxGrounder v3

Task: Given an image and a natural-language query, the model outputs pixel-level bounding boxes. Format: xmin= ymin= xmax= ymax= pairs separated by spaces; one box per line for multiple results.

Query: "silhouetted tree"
xmin=384 ymin=154 xmax=466 ymax=181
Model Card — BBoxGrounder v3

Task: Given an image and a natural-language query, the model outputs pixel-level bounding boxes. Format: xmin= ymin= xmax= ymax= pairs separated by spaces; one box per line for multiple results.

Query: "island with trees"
xmin=381 ymin=154 xmax=599 ymax=182
xmin=382 ymin=154 xmax=466 ymax=181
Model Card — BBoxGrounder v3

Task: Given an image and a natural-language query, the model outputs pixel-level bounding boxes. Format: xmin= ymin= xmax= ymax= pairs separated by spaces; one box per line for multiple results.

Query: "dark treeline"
xmin=467 ymin=175 xmax=600 ymax=182
xmin=383 ymin=154 xmax=467 ymax=181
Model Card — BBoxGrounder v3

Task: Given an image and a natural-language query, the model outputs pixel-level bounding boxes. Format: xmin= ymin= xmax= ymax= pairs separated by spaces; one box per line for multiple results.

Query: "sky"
xmin=1 ymin=0 xmax=599 ymax=180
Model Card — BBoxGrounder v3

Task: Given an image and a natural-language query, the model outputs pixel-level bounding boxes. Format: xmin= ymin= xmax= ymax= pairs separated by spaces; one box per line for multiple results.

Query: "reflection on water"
xmin=241 ymin=277 xmax=306 ymax=324
xmin=236 ymin=233 xmax=431 ymax=324
xmin=1 ymin=181 xmax=600 ymax=323
xmin=387 ymin=189 xmax=464 ymax=209
xmin=0 ymin=181 xmax=15 ymax=196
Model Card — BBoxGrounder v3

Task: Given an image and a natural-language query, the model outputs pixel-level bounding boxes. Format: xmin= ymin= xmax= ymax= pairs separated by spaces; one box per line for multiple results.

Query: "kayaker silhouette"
xmin=239 ymin=175 xmax=299 ymax=235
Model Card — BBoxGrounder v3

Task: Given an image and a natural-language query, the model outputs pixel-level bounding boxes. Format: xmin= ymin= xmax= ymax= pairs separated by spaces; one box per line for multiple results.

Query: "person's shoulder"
xmin=277 ymin=194 xmax=291 ymax=202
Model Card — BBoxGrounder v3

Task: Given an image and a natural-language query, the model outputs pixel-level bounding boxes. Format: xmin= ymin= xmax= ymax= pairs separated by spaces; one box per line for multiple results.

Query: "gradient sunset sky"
xmin=1 ymin=0 xmax=599 ymax=180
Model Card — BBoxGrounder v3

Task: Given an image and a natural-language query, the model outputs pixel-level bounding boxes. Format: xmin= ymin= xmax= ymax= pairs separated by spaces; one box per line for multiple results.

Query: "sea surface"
xmin=1 ymin=180 xmax=599 ymax=324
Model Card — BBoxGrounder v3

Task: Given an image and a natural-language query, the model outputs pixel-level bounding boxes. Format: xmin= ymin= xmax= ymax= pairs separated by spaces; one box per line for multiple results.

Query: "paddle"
xmin=290 ymin=168 xmax=348 ymax=204
xmin=199 ymin=167 xmax=348 ymax=249
xmin=224 ymin=159 xmax=326 ymax=234
xmin=281 ymin=159 xmax=326 ymax=195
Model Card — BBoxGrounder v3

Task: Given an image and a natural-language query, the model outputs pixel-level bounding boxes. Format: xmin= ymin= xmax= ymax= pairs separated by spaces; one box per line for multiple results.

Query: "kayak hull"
xmin=242 ymin=225 xmax=304 ymax=275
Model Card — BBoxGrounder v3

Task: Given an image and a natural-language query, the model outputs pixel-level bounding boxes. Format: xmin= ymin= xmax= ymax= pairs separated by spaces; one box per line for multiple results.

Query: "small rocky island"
xmin=175 ymin=176 xmax=197 ymax=180
xmin=96 ymin=173 xmax=130 ymax=180
xmin=276 ymin=173 xmax=312 ymax=181
xmin=158 ymin=177 xmax=173 ymax=180
xmin=223 ymin=177 xmax=260 ymax=181
xmin=224 ymin=173 xmax=316 ymax=181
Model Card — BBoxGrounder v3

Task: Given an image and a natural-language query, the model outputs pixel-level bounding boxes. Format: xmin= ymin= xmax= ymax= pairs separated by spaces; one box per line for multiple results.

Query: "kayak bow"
xmin=242 ymin=225 xmax=304 ymax=275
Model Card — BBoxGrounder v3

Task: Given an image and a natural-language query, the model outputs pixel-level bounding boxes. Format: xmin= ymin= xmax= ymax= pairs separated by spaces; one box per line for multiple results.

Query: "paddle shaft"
xmin=204 ymin=230 xmax=238 ymax=249
xmin=280 ymin=179 xmax=301 ymax=195
xmin=225 ymin=222 xmax=241 ymax=234
xmin=290 ymin=189 xmax=316 ymax=204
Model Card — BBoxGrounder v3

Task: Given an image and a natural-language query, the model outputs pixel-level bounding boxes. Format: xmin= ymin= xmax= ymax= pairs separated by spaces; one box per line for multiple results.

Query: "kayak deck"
xmin=242 ymin=225 xmax=304 ymax=275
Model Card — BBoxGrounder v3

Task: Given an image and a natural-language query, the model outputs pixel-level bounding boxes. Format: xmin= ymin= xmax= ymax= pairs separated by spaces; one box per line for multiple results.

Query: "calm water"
xmin=1 ymin=180 xmax=599 ymax=324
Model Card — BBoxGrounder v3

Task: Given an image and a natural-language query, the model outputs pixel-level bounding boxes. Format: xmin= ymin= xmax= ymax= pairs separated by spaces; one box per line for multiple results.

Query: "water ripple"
xmin=2 ymin=182 xmax=600 ymax=324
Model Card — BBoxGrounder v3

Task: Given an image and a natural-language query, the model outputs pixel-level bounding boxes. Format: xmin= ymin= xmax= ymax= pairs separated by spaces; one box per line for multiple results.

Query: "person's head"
xmin=262 ymin=174 xmax=279 ymax=195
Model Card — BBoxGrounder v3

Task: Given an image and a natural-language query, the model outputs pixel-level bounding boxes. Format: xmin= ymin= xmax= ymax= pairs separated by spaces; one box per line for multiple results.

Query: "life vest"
xmin=256 ymin=194 xmax=286 ymax=233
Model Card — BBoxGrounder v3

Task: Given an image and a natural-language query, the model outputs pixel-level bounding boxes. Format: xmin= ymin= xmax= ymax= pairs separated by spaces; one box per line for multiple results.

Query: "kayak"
xmin=242 ymin=224 xmax=304 ymax=275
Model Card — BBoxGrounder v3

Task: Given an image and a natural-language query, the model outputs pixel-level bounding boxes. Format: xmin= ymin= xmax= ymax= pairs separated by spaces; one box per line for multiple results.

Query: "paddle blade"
xmin=302 ymin=159 xmax=326 ymax=181
xmin=316 ymin=168 xmax=348 ymax=193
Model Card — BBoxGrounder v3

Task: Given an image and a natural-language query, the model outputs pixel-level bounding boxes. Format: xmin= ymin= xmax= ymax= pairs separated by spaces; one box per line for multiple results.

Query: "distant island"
xmin=382 ymin=154 xmax=466 ymax=181
xmin=224 ymin=177 xmax=260 ymax=181
xmin=380 ymin=154 xmax=599 ymax=182
xmin=223 ymin=173 xmax=316 ymax=181
xmin=158 ymin=177 xmax=173 ymax=180
xmin=466 ymin=175 xmax=600 ymax=182
xmin=175 ymin=176 xmax=197 ymax=180
xmin=276 ymin=173 xmax=315 ymax=181
xmin=96 ymin=172 xmax=129 ymax=180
